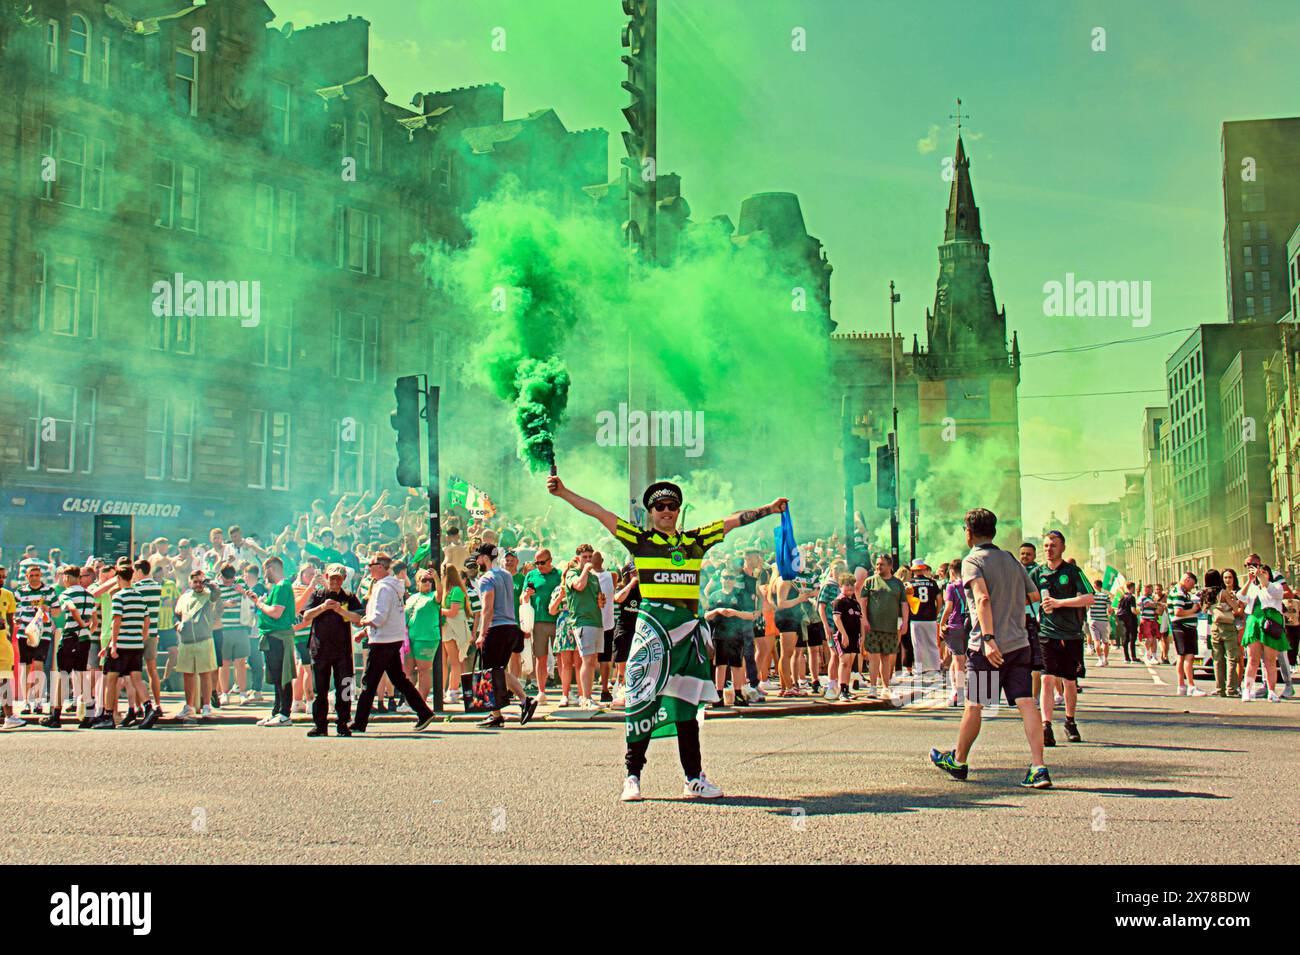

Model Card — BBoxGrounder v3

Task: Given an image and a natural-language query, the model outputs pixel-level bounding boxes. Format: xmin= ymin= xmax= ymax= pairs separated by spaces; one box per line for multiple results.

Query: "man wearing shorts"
xmin=13 ymin=563 xmax=55 ymax=716
xmin=861 ymin=554 xmax=907 ymax=697
xmin=521 ymin=549 xmax=560 ymax=703
xmin=471 ymin=543 xmax=537 ymax=729
xmin=216 ymin=563 xmax=253 ymax=704
xmin=1087 ymin=584 xmax=1111 ymax=666
xmin=1168 ymin=572 xmax=1204 ymax=696
xmin=831 ymin=574 xmax=862 ymax=701
xmin=1138 ymin=584 xmax=1159 ymax=664
xmin=704 ymin=568 xmax=753 ymax=705
xmin=91 ymin=561 xmax=157 ymax=729
xmin=1029 ymin=531 xmax=1093 ymax=745
xmin=930 ymin=508 xmax=1050 ymax=789
xmin=563 ymin=544 xmax=604 ymax=710
xmin=43 ymin=566 xmax=92 ymax=728
xmin=129 ymin=560 xmax=163 ymax=725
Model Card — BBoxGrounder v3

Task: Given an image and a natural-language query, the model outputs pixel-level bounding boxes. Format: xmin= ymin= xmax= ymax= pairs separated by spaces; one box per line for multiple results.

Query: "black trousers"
xmin=353 ymin=641 xmax=432 ymax=729
xmin=625 ymin=718 xmax=702 ymax=780
xmin=899 ymin=628 xmax=914 ymax=671
xmin=263 ymin=638 xmax=293 ymax=717
xmin=312 ymin=655 xmax=353 ymax=730
xmin=1120 ymin=618 xmax=1138 ymax=661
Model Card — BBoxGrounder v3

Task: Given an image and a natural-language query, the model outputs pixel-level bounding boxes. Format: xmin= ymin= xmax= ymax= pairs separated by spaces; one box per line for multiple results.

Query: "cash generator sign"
xmin=61 ymin=497 xmax=182 ymax=518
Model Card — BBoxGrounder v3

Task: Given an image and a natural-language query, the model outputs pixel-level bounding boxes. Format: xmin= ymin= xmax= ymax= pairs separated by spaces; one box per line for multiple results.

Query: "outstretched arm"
xmin=546 ymin=476 xmax=619 ymax=534
xmin=722 ymin=498 xmax=788 ymax=535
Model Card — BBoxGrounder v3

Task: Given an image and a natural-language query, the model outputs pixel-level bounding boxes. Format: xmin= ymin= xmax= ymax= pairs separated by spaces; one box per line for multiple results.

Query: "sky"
xmin=271 ymin=0 xmax=1300 ymax=533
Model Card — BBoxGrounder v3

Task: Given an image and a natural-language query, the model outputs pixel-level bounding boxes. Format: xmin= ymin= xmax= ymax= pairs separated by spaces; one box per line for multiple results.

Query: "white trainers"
xmin=620 ymin=775 xmax=643 ymax=802
xmin=1175 ymin=685 xmax=1187 ymax=696
xmin=741 ymin=684 xmax=761 ymax=704
xmin=823 ymin=683 xmax=838 ymax=701
xmin=176 ymin=704 xmax=194 ymax=719
xmin=682 ymin=774 xmax=723 ymax=799
xmin=201 ymin=704 xmax=214 ymax=717
xmin=1054 ymin=692 xmax=1064 ymax=706
xmin=556 ymin=697 xmax=569 ymax=708
xmin=1187 ymin=687 xmax=1206 ymax=697
xmin=1268 ymin=690 xmax=1282 ymax=703
xmin=241 ymin=693 xmax=256 ymax=705
xmin=3 ymin=716 xmax=25 ymax=729
xmin=1241 ymin=686 xmax=1253 ymax=702
xmin=219 ymin=692 xmax=231 ymax=706
xmin=267 ymin=713 xmax=292 ymax=726
xmin=291 ymin=700 xmax=306 ymax=714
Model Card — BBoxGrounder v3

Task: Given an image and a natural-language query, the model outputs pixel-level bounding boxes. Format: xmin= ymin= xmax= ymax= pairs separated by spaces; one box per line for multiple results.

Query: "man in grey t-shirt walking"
xmin=930 ymin=508 xmax=1051 ymax=789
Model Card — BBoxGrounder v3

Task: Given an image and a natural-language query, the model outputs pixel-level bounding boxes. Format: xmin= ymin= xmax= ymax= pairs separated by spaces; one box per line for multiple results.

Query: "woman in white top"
xmin=1237 ymin=559 xmax=1287 ymax=702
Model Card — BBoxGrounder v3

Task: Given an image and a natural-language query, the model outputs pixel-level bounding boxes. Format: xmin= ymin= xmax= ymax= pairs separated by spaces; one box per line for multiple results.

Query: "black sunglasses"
xmin=651 ymin=502 xmax=679 ymax=512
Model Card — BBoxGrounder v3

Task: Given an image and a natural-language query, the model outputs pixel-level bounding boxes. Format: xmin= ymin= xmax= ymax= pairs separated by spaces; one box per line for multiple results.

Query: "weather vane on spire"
xmin=949 ymin=98 xmax=967 ymax=135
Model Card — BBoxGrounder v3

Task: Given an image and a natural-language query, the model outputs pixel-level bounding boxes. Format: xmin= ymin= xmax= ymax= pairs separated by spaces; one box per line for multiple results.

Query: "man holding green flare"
xmin=547 ymin=474 xmax=787 ymax=802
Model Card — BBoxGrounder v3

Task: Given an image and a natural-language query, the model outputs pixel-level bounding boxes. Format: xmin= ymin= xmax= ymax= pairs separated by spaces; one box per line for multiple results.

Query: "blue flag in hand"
xmin=774 ymin=507 xmax=802 ymax=581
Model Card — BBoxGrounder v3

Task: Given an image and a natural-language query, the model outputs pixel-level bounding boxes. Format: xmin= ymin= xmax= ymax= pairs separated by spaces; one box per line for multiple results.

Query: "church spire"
xmin=943 ymin=133 xmax=982 ymax=244
xmin=924 ymin=107 xmax=1010 ymax=375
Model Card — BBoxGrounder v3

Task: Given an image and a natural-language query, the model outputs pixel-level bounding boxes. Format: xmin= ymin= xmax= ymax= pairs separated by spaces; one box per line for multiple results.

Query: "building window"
xmin=1244 ymin=246 xmax=1253 ymax=266
xmin=174 ymin=49 xmax=197 ymax=116
xmin=45 ymin=19 xmax=58 ymax=73
xmin=331 ymin=418 xmax=376 ymax=494
xmin=145 ymin=397 xmax=194 ymax=481
xmin=356 ymin=111 xmax=371 ymax=170
xmin=1263 ymin=295 xmax=1271 ymax=313
xmin=40 ymin=126 xmax=105 ymax=210
xmin=1244 ymin=271 xmax=1254 ymax=292
xmin=1260 ymin=246 xmax=1270 ymax=267
xmin=1246 ymin=296 xmax=1255 ymax=316
xmin=1242 ymin=221 xmax=1252 ymax=241
xmin=247 ymin=410 xmax=291 ymax=490
xmin=1262 ymin=271 xmax=1271 ymax=291
xmin=1259 ymin=222 xmax=1269 ymax=240
xmin=1241 ymin=192 xmax=1266 ymax=213
xmin=152 ymin=158 xmax=199 ymax=231
xmin=335 ymin=207 xmax=381 ymax=275
xmin=254 ymin=302 xmax=293 ymax=369
xmin=34 ymin=250 xmax=99 ymax=337
xmin=151 ymin=271 xmax=194 ymax=354
xmin=26 ymin=384 xmax=95 ymax=474
xmin=332 ymin=310 xmax=379 ymax=382
xmin=270 ymin=80 xmax=292 ymax=144
xmin=252 ymin=182 xmax=296 ymax=255
xmin=67 ymin=14 xmax=90 ymax=82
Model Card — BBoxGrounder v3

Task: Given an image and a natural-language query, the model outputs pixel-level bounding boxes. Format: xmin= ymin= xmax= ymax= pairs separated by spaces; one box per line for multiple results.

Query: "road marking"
xmin=1144 ymin=662 xmax=1166 ymax=686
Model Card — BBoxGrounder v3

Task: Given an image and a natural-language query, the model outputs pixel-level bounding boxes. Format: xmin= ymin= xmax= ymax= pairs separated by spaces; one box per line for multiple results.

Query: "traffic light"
xmin=845 ymin=430 xmax=872 ymax=487
xmin=876 ymin=443 xmax=896 ymax=509
xmin=391 ymin=375 xmax=422 ymax=487
xmin=620 ymin=0 xmax=656 ymax=259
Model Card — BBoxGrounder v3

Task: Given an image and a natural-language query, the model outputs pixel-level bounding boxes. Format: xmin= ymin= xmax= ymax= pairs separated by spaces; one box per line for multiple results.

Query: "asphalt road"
xmin=3 ymin=660 xmax=1296 ymax=864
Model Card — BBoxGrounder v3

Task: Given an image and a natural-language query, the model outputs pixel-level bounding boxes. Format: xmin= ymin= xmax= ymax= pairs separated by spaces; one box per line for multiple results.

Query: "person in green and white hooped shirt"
xmin=547 ymin=473 xmax=787 ymax=803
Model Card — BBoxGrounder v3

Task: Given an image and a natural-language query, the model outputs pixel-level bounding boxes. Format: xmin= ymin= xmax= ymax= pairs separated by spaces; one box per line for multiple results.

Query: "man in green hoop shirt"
xmin=547 ymin=475 xmax=787 ymax=802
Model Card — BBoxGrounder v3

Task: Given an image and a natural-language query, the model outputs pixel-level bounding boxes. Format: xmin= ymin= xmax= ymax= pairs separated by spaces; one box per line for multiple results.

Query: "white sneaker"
xmin=823 ymin=683 xmax=838 ymax=701
xmin=683 ymin=774 xmax=723 ymax=799
xmin=1187 ymin=687 xmax=1206 ymax=697
xmin=292 ymin=700 xmax=306 ymax=714
xmin=1283 ymin=684 xmax=1295 ymax=698
xmin=219 ymin=692 xmax=231 ymax=706
xmin=176 ymin=704 xmax=194 ymax=719
xmin=1241 ymin=686 xmax=1252 ymax=702
xmin=612 ymin=686 xmax=625 ymax=702
xmin=271 ymin=713 xmax=292 ymax=725
xmin=3 ymin=716 xmax=25 ymax=728
xmin=443 ymin=692 xmax=457 ymax=705
xmin=741 ymin=684 xmax=761 ymax=704
xmin=536 ymin=693 xmax=549 ymax=705
xmin=396 ymin=701 xmax=411 ymax=714
xmin=556 ymin=697 xmax=569 ymax=708
xmin=1054 ymin=692 xmax=1064 ymax=706
xmin=255 ymin=715 xmax=273 ymax=726
xmin=620 ymin=775 xmax=643 ymax=802
xmin=1175 ymin=685 xmax=1187 ymax=696
xmin=201 ymin=704 xmax=213 ymax=717
xmin=241 ymin=693 xmax=256 ymax=705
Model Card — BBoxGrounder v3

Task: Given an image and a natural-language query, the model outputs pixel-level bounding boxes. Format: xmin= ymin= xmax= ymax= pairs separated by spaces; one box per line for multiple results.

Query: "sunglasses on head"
xmin=650 ymin=501 xmax=679 ymax=512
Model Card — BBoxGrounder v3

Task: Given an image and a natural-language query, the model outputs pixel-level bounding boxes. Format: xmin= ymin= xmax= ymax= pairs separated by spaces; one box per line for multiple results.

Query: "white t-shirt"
xmin=596 ymin=570 xmax=615 ymax=631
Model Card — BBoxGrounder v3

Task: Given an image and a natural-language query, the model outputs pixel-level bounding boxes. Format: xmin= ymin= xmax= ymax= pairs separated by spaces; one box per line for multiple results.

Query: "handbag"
xmin=24 ymin=618 xmax=43 ymax=648
xmin=461 ymin=667 xmax=508 ymax=713
xmin=1262 ymin=615 xmax=1285 ymax=641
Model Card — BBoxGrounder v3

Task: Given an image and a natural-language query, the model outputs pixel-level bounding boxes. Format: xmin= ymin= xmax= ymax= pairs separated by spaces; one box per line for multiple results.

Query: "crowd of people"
xmin=2 ymin=483 xmax=1297 ymax=798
